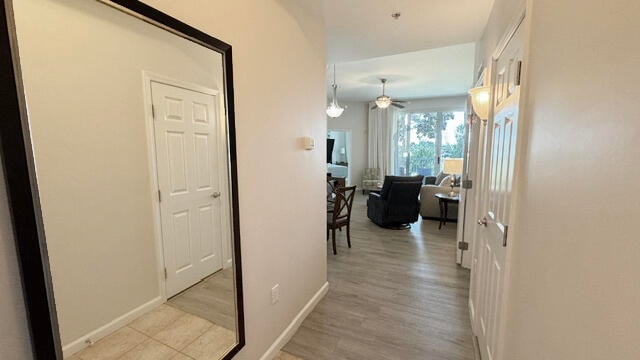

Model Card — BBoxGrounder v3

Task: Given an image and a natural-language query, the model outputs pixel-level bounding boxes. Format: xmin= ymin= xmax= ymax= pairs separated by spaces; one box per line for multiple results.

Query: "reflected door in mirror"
xmin=152 ymin=82 xmax=224 ymax=297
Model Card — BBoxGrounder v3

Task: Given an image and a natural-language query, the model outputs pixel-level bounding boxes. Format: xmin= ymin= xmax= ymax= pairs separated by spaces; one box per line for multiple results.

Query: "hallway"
xmin=283 ymin=194 xmax=474 ymax=359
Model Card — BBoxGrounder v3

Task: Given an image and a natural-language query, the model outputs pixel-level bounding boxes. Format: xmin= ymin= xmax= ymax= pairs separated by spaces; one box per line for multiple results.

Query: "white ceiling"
xmin=322 ymin=0 xmax=494 ymax=63
xmin=330 ymin=42 xmax=476 ymax=102
xmin=311 ymin=0 xmax=494 ymax=102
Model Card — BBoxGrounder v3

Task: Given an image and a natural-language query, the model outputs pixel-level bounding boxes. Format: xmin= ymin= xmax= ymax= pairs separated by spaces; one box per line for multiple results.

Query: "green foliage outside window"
xmin=412 ymin=112 xmax=453 ymax=139
xmin=408 ymin=141 xmax=435 ymax=175
xmin=395 ymin=111 xmax=465 ymax=176
xmin=441 ymin=123 xmax=465 ymax=159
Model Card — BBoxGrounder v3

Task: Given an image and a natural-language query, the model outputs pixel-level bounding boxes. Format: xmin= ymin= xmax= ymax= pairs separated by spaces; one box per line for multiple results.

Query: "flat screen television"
xmin=327 ymin=138 xmax=335 ymax=163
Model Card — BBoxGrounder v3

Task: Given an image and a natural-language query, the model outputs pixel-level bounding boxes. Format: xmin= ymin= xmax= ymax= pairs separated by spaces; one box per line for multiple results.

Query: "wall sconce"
xmin=468 ymin=86 xmax=490 ymax=120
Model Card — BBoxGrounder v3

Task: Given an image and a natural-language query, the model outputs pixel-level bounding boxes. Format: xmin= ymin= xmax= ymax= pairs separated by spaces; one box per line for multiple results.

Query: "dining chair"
xmin=327 ymin=185 xmax=356 ymax=255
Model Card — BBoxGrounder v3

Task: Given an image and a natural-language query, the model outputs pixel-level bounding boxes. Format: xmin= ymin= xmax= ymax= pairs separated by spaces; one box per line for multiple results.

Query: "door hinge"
xmin=515 ymin=61 xmax=523 ymax=86
xmin=462 ymin=179 xmax=473 ymax=189
xmin=164 ymin=268 xmax=167 ymax=279
xmin=458 ymin=241 xmax=469 ymax=251
xmin=158 ymin=190 xmax=162 ymax=202
xmin=151 ymin=105 xmax=156 ymax=119
xmin=503 ymin=225 xmax=509 ymax=247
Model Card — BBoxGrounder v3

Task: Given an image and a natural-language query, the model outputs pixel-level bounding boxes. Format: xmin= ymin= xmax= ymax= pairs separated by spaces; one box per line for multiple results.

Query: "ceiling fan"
xmin=371 ymin=78 xmax=408 ymax=110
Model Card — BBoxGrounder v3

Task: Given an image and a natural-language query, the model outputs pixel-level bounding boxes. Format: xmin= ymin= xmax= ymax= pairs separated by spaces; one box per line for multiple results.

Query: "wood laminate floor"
xmin=169 ymin=267 xmax=237 ymax=332
xmin=282 ymin=193 xmax=474 ymax=360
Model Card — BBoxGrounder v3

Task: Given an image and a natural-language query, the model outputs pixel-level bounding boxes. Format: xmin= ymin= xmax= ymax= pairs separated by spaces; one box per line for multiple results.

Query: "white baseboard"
xmin=62 ymin=296 xmax=163 ymax=358
xmin=259 ymin=281 xmax=329 ymax=360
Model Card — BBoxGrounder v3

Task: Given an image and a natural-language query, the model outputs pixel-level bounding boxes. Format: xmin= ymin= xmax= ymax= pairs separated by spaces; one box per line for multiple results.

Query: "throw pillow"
xmin=439 ymin=176 xmax=452 ymax=187
xmin=435 ymin=171 xmax=447 ymax=185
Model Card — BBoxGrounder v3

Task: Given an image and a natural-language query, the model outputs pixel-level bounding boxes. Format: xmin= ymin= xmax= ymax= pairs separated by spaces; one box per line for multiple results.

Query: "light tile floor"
xmin=68 ymin=304 xmax=236 ymax=360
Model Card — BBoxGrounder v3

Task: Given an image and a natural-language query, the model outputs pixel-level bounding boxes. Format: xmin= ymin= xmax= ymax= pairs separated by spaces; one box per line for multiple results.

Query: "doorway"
xmin=327 ymin=130 xmax=352 ymax=185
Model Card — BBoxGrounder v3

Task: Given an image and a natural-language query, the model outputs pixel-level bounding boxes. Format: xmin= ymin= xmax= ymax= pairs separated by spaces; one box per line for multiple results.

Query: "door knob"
xmin=211 ymin=192 xmax=221 ymax=198
xmin=477 ymin=217 xmax=487 ymax=226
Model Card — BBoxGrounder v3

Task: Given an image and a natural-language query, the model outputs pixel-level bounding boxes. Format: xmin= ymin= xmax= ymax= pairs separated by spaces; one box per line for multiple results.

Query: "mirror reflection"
xmin=326 ymin=130 xmax=351 ymax=186
xmin=12 ymin=0 xmax=240 ymax=358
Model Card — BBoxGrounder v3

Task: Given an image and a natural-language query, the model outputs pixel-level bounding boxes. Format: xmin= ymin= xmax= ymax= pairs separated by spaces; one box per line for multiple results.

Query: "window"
xmin=393 ymin=111 xmax=465 ymax=176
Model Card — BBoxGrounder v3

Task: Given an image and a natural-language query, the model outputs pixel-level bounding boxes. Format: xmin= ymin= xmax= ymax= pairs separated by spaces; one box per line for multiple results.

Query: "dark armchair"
xmin=367 ymin=175 xmax=424 ymax=228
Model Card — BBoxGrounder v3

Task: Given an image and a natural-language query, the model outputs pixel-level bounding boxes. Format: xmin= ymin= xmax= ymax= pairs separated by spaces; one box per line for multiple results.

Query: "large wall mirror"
xmin=0 ymin=0 xmax=244 ymax=358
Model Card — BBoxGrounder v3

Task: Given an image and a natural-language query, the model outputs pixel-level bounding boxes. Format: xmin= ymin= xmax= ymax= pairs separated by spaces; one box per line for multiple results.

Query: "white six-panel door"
xmin=469 ymin=17 xmax=525 ymax=360
xmin=151 ymin=81 xmax=223 ymax=297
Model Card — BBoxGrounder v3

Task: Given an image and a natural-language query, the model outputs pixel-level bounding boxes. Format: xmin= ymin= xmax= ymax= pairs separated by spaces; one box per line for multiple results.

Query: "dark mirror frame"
xmin=0 ymin=0 xmax=245 ymax=358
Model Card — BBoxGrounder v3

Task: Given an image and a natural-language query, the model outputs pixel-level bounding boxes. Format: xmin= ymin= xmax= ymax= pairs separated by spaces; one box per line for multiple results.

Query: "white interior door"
xmin=151 ymin=81 xmax=223 ymax=298
xmin=469 ymin=19 xmax=525 ymax=360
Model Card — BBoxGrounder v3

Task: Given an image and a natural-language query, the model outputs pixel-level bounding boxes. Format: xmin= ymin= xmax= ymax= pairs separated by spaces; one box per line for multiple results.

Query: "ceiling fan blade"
xmin=371 ymin=104 xmax=378 ymax=110
xmin=391 ymin=103 xmax=405 ymax=109
xmin=393 ymin=100 xmax=409 ymax=103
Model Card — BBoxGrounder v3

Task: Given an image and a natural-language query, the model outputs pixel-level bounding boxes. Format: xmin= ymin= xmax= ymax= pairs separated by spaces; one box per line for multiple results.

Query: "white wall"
xmin=328 ymin=101 xmax=368 ymax=188
xmin=477 ymin=0 xmax=640 ymax=359
xmin=0 ymin=169 xmax=33 ymax=360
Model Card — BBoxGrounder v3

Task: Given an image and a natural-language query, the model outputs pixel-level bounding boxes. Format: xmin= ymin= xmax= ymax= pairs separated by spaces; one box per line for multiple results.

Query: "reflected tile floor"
xmin=282 ymin=193 xmax=474 ymax=360
xmin=68 ymin=304 xmax=236 ymax=360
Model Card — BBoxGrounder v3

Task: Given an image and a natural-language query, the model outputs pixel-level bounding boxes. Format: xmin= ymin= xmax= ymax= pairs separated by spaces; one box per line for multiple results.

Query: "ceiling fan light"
xmin=375 ymin=96 xmax=391 ymax=109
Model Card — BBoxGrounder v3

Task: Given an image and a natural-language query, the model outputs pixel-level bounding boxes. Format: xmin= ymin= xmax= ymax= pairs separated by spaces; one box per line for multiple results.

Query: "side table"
xmin=434 ymin=193 xmax=460 ymax=229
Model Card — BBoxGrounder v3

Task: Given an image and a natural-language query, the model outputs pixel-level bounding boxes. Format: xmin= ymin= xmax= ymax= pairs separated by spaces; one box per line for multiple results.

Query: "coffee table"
xmin=434 ymin=193 xmax=460 ymax=229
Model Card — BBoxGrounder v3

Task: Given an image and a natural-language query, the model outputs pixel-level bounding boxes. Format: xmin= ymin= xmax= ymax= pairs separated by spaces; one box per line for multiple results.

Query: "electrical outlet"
xmin=271 ymin=284 xmax=280 ymax=304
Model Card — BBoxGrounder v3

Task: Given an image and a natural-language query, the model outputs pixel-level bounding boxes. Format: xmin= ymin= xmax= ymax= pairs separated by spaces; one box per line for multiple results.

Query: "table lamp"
xmin=443 ymin=158 xmax=463 ymax=196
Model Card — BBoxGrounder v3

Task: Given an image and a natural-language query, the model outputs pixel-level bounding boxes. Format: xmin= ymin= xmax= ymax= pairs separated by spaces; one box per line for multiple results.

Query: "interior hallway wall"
xmin=477 ymin=0 xmax=640 ymax=358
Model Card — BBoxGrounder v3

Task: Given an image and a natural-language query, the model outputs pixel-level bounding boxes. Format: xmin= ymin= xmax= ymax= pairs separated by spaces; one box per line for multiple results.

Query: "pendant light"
xmin=326 ymin=64 xmax=345 ymax=118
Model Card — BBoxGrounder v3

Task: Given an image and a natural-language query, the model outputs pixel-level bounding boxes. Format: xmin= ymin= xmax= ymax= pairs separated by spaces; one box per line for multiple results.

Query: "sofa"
xmin=419 ymin=174 xmax=460 ymax=221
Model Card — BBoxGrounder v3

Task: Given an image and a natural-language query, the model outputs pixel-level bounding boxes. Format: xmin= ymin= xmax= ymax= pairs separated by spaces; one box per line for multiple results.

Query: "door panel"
xmin=470 ymin=18 xmax=524 ymax=360
xmin=152 ymin=81 xmax=223 ymax=297
xmin=172 ymin=210 xmax=192 ymax=271
xmin=194 ymin=133 xmax=213 ymax=190
xmin=167 ymin=132 xmax=188 ymax=194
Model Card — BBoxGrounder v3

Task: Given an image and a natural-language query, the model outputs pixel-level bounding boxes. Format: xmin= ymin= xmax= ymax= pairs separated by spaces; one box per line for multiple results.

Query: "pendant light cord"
xmin=331 ymin=64 xmax=338 ymax=104
xmin=333 ymin=64 xmax=336 ymax=86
